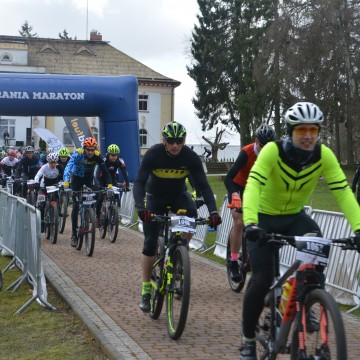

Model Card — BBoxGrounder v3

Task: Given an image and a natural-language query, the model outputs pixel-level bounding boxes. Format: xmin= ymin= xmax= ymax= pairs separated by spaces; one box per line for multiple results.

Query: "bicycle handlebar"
xmin=151 ymin=213 xmax=209 ymax=226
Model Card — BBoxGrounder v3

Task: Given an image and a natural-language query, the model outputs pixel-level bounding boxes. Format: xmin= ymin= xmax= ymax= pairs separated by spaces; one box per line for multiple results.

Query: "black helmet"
xmin=162 ymin=122 xmax=187 ymax=141
xmin=255 ymin=124 xmax=276 ymax=146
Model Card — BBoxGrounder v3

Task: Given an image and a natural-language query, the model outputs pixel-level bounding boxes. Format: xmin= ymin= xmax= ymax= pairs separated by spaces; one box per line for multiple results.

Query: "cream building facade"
xmin=0 ymin=31 xmax=180 ymax=155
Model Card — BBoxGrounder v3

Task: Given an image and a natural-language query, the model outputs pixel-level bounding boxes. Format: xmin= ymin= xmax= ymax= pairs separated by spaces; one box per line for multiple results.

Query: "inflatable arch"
xmin=0 ymin=73 xmax=140 ymax=181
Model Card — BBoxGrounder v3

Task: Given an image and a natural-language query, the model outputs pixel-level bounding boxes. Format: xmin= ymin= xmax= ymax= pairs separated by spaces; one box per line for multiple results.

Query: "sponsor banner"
xmin=33 ymin=128 xmax=64 ymax=151
xmin=63 ymin=116 xmax=95 ymax=149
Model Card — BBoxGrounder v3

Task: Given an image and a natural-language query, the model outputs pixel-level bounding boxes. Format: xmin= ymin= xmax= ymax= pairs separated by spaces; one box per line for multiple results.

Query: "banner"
xmin=63 ymin=116 xmax=95 ymax=149
xmin=32 ymin=128 xmax=64 ymax=151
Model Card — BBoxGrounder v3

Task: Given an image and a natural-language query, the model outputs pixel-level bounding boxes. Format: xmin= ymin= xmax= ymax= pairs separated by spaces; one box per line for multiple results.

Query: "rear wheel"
xmin=150 ymin=236 xmax=165 ymax=319
xmin=84 ymin=208 xmax=96 ymax=257
xmin=59 ymin=193 xmax=68 ymax=234
xmin=107 ymin=205 xmax=119 ymax=243
xmin=76 ymin=210 xmax=84 ymax=251
xmin=166 ymin=245 xmax=191 ymax=340
xmin=226 ymin=236 xmax=249 ymax=292
xmin=290 ymin=289 xmax=347 ymax=360
xmin=49 ymin=203 xmax=59 ymax=244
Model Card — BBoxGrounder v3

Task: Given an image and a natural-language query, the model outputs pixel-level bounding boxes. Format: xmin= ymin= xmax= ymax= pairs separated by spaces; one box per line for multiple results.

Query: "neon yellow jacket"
xmin=243 ymin=141 xmax=360 ymax=232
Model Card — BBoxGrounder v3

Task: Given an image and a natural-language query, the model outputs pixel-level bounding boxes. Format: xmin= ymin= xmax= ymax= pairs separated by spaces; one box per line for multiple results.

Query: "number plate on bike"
xmin=170 ymin=215 xmax=196 ymax=234
xmin=83 ymin=193 xmax=96 ymax=205
xmin=294 ymin=236 xmax=331 ymax=266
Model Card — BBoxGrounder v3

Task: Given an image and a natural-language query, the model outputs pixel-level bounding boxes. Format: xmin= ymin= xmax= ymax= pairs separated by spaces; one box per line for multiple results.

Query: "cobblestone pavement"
xmin=41 ymin=223 xmax=360 ymax=359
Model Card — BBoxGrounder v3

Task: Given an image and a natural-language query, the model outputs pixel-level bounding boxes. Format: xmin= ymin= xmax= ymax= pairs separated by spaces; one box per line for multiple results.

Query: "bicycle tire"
xmin=107 ymin=205 xmax=119 ymax=243
xmin=49 ymin=203 xmax=59 ymax=244
xmin=84 ymin=207 xmax=96 ymax=257
xmin=226 ymin=235 xmax=248 ymax=292
xmin=76 ymin=210 xmax=84 ymax=251
xmin=166 ymin=245 xmax=191 ymax=340
xmin=27 ymin=190 xmax=35 ymax=206
xmin=99 ymin=203 xmax=107 ymax=239
xmin=45 ymin=203 xmax=51 ymax=240
xmin=150 ymin=236 xmax=165 ymax=319
xmin=59 ymin=193 xmax=68 ymax=234
xmin=290 ymin=288 xmax=347 ymax=360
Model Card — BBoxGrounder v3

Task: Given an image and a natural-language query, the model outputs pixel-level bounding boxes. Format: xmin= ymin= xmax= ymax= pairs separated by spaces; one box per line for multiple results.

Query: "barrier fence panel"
xmin=0 ymin=190 xmax=55 ymax=313
xmin=189 ymin=204 xmax=209 ymax=251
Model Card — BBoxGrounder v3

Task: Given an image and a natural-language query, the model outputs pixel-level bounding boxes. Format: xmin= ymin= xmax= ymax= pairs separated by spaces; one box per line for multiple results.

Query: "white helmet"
xmin=47 ymin=152 xmax=59 ymax=163
xmin=285 ymin=102 xmax=324 ymax=125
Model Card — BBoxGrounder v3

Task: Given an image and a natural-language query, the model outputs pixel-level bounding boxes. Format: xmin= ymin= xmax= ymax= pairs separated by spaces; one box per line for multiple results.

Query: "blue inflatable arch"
xmin=0 ymin=73 xmax=140 ymax=181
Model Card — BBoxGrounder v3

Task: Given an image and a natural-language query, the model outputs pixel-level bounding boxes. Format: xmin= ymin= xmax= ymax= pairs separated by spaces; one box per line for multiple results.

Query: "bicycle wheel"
xmin=84 ymin=207 xmax=96 ymax=257
xmin=44 ymin=203 xmax=51 ymax=240
xmin=166 ymin=245 xmax=191 ymax=340
xmin=107 ymin=205 xmax=119 ymax=243
xmin=226 ymin=235 xmax=248 ymax=292
xmin=150 ymin=236 xmax=165 ymax=320
xmin=76 ymin=209 xmax=84 ymax=251
xmin=99 ymin=203 xmax=107 ymax=239
xmin=49 ymin=203 xmax=59 ymax=244
xmin=27 ymin=190 xmax=35 ymax=206
xmin=59 ymin=193 xmax=68 ymax=234
xmin=290 ymin=288 xmax=347 ymax=360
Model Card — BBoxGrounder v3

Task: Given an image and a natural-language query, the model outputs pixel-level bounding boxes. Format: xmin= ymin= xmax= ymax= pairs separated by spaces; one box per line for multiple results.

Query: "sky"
xmin=0 ymin=0 xmax=240 ymax=146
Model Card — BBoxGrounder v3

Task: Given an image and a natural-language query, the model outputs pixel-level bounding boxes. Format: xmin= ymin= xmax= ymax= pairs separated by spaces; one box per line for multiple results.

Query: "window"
xmin=139 ymin=129 xmax=148 ymax=148
xmin=1 ymin=53 xmax=12 ymax=63
xmin=63 ymin=127 xmax=74 ymax=146
xmin=138 ymin=94 xmax=148 ymax=111
xmin=0 ymin=118 xmax=15 ymax=139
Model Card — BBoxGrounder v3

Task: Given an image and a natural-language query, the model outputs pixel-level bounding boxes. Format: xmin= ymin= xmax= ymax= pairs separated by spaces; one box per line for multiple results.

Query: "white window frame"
xmin=138 ymin=94 xmax=148 ymax=112
xmin=139 ymin=128 xmax=148 ymax=148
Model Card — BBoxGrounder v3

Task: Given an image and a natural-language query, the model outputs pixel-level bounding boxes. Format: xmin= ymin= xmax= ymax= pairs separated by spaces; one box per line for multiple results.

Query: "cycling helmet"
xmin=285 ymin=102 xmax=324 ymax=125
xmin=255 ymin=124 xmax=276 ymax=146
xmin=24 ymin=146 xmax=34 ymax=153
xmin=83 ymin=137 xmax=97 ymax=148
xmin=107 ymin=144 xmax=120 ymax=154
xmin=58 ymin=147 xmax=70 ymax=157
xmin=8 ymin=149 xmax=16 ymax=156
xmin=47 ymin=148 xmax=55 ymax=154
xmin=47 ymin=152 xmax=59 ymax=163
xmin=162 ymin=121 xmax=187 ymax=140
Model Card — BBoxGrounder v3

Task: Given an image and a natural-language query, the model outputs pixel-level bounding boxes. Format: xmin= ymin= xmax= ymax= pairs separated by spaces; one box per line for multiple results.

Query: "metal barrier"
xmin=0 ymin=190 xmax=55 ymax=313
xmin=189 ymin=204 xmax=210 ymax=251
xmin=119 ymin=184 xmax=137 ymax=228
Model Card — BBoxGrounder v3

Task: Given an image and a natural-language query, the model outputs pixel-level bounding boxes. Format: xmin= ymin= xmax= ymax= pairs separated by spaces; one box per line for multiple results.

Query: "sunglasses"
xmin=293 ymin=126 xmax=319 ymax=136
xmin=166 ymin=138 xmax=185 ymax=145
xmin=85 ymin=148 xmax=96 ymax=152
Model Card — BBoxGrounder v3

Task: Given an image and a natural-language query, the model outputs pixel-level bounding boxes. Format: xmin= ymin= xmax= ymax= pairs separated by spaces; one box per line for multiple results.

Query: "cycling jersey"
xmin=243 ymin=140 xmax=360 ymax=231
xmin=34 ymin=163 xmax=60 ymax=187
xmin=96 ymin=154 xmax=130 ymax=187
xmin=63 ymin=149 xmax=111 ymax=185
xmin=0 ymin=156 xmax=19 ymax=176
xmin=133 ymin=143 xmax=217 ymax=213
xmin=15 ymin=156 xmax=42 ymax=179
xmin=224 ymin=143 xmax=258 ymax=196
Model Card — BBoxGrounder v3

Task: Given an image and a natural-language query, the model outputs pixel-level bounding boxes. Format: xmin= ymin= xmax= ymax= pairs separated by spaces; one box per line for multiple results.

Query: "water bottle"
xmin=279 ymin=277 xmax=294 ymax=315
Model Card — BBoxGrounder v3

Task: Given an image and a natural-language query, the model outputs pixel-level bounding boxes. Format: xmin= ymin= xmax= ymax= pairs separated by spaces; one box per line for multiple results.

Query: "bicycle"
xmin=58 ymin=181 xmax=71 ymax=234
xmin=226 ymin=203 xmax=251 ymax=293
xmin=149 ymin=208 xmax=208 ymax=340
xmin=254 ymin=233 xmax=359 ymax=359
xmin=37 ymin=185 xmax=60 ymax=244
xmin=99 ymin=186 xmax=124 ymax=243
xmin=72 ymin=186 xmax=98 ymax=257
xmin=22 ymin=179 xmax=37 ymax=205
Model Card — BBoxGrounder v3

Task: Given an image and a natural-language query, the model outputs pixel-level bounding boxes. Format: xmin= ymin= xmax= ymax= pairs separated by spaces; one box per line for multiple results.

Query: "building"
xmin=0 ymin=31 xmax=180 ymax=154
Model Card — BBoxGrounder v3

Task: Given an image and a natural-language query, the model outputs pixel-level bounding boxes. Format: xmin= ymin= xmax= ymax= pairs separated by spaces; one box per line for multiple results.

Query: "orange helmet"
xmin=83 ymin=137 xmax=97 ymax=148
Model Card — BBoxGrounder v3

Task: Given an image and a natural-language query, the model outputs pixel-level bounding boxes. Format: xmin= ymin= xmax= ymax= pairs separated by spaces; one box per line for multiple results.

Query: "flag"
xmin=33 ymin=128 xmax=64 ymax=151
xmin=63 ymin=116 xmax=95 ymax=149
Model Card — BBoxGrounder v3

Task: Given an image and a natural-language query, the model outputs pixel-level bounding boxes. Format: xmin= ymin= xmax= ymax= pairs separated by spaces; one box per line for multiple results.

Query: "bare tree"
xmin=19 ymin=20 xmax=37 ymax=37
xmin=202 ymin=128 xmax=229 ymax=162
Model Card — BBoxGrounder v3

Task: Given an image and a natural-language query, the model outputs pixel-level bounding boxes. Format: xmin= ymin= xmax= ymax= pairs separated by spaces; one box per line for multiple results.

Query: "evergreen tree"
xmin=19 ymin=21 xmax=37 ymax=37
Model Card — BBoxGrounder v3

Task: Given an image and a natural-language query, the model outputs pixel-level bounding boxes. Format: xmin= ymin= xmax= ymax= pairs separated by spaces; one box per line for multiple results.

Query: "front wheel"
xmin=49 ymin=203 xmax=59 ymax=244
xmin=84 ymin=207 xmax=96 ymax=257
xmin=166 ymin=245 xmax=191 ymax=340
xmin=99 ymin=203 xmax=107 ymax=239
xmin=290 ymin=289 xmax=347 ymax=360
xmin=59 ymin=193 xmax=68 ymax=234
xmin=107 ymin=205 xmax=119 ymax=243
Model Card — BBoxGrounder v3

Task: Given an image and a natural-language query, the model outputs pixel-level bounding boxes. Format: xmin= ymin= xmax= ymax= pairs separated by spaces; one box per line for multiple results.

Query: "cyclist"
xmin=240 ymin=102 xmax=360 ymax=360
xmin=14 ymin=146 xmax=42 ymax=198
xmin=57 ymin=147 xmax=71 ymax=181
xmin=133 ymin=121 xmax=222 ymax=313
xmin=0 ymin=149 xmax=19 ymax=187
xmin=34 ymin=152 xmax=61 ymax=232
xmin=224 ymin=124 xmax=275 ymax=282
xmin=63 ymin=137 xmax=112 ymax=247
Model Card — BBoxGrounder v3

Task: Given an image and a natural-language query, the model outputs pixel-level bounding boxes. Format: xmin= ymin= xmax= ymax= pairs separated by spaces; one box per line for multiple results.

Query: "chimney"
xmin=90 ymin=30 xmax=102 ymax=41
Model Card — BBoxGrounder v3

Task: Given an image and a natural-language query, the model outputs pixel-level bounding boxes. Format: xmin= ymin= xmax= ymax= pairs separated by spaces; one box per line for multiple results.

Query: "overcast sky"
xmin=0 ymin=0 xmax=240 ymax=145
